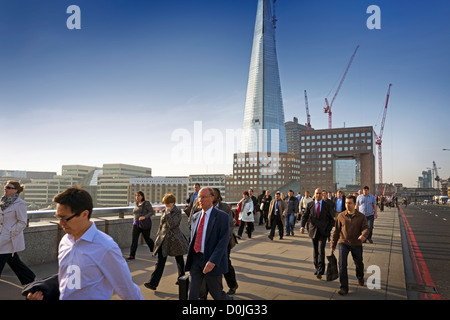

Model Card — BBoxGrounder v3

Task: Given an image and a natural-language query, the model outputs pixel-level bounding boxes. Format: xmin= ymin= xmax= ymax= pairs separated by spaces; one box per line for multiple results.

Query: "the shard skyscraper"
xmin=241 ymin=0 xmax=287 ymax=154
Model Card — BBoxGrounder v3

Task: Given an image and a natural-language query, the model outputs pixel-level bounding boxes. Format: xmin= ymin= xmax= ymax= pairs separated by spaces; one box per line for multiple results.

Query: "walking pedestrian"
xmin=300 ymin=188 xmax=335 ymax=279
xmin=0 ymin=181 xmax=36 ymax=285
xmin=185 ymin=183 xmax=200 ymax=217
xmin=28 ymin=187 xmax=143 ymax=300
xmin=299 ymin=190 xmax=313 ymax=221
xmin=259 ymin=190 xmax=271 ymax=226
xmin=237 ymin=191 xmax=254 ymax=239
xmin=185 ymin=188 xmax=232 ymax=300
xmin=144 ymin=193 xmax=188 ymax=290
xmin=356 ymin=186 xmax=377 ymax=243
xmin=285 ymin=190 xmax=299 ymax=236
xmin=333 ymin=190 xmax=346 ymax=215
xmin=127 ymin=191 xmax=155 ymax=261
xmin=200 ymin=188 xmax=239 ymax=298
xmin=330 ymin=195 xmax=369 ymax=295
xmin=267 ymin=191 xmax=286 ymax=240
xmin=257 ymin=190 xmax=266 ymax=225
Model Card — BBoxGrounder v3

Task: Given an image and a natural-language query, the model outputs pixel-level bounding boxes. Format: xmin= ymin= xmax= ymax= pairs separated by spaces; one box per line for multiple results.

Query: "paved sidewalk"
xmin=0 ymin=207 xmax=407 ymax=300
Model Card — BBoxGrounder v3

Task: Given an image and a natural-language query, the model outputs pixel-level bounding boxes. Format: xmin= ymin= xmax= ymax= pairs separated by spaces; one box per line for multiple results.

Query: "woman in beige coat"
xmin=0 ymin=181 xmax=35 ymax=284
xmin=144 ymin=193 xmax=188 ymax=290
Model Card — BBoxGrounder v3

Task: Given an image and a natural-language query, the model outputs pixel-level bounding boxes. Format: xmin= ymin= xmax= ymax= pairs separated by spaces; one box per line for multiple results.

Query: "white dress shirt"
xmin=58 ymin=222 xmax=143 ymax=300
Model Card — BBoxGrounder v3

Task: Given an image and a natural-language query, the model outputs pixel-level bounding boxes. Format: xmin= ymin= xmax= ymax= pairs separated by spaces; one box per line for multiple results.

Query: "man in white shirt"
xmin=28 ymin=187 xmax=143 ymax=300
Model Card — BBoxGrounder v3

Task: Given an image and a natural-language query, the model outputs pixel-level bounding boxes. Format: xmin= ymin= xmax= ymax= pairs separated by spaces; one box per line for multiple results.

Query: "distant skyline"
xmin=1 ymin=0 xmax=449 ymax=188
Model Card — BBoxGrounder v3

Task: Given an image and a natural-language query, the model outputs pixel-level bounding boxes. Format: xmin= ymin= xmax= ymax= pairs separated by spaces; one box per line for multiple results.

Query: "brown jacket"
xmin=267 ymin=199 xmax=287 ymax=228
xmin=331 ymin=209 xmax=369 ymax=249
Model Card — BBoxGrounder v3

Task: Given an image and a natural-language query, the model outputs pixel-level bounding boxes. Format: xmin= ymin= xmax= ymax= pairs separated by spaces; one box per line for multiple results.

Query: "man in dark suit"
xmin=333 ymin=190 xmax=346 ymax=216
xmin=185 ymin=187 xmax=232 ymax=300
xmin=300 ymin=188 xmax=335 ymax=279
xmin=184 ymin=183 xmax=200 ymax=217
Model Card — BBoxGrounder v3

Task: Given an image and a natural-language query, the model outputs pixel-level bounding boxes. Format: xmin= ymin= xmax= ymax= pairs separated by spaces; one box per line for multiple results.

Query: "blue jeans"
xmin=285 ymin=212 xmax=296 ymax=234
xmin=366 ymin=215 xmax=374 ymax=240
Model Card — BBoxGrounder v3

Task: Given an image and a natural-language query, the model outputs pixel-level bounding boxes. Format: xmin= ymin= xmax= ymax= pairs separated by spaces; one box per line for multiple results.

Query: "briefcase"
xmin=178 ymin=274 xmax=190 ymax=300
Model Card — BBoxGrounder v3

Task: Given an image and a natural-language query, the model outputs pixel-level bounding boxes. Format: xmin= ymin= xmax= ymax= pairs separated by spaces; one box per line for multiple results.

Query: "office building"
xmin=299 ymin=126 xmax=375 ymax=194
xmin=188 ymin=174 xmax=227 ymax=201
xmin=285 ymin=117 xmax=308 ymax=154
xmin=96 ymin=164 xmax=152 ymax=207
xmin=129 ymin=176 xmax=188 ymax=204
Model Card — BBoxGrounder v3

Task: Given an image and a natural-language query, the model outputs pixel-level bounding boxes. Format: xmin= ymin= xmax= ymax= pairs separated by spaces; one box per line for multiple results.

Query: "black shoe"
xmin=268 ymin=235 xmax=273 ymax=240
xmin=227 ymin=285 xmax=238 ymax=295
xmin=358 ymin=278 xmax=365 ymax=286
xmin=338 ymin=288 xmax=348 ymax=295
xmin=144 ymin=282 xmax=157 ymax=290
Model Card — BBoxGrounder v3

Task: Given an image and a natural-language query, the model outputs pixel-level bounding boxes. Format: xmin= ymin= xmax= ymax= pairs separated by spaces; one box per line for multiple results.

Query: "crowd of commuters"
xmin=3 ymin=179 xmax=393 ymax=300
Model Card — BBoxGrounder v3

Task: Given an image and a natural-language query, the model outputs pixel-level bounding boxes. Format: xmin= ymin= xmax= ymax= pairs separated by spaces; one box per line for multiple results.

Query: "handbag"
xmin=229 ymin=232 xmax=238 ymax=249
xmin=138 ymin=217 xmax=152 ymax=229
xmin=326 ymin=252 xmax=339 ymax=281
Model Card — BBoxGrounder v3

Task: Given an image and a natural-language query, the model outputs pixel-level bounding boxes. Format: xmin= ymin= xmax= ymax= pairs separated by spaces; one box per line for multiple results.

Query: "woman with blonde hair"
xmin=144 ymin=193 xmax=188 ymax=290
xmin=0 ymin=181 xmax=36 ymax=284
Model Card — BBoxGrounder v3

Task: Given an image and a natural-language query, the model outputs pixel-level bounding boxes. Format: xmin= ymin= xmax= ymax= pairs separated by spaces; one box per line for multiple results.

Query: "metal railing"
xmin=26 ymin=202 xmax=239 ymax=225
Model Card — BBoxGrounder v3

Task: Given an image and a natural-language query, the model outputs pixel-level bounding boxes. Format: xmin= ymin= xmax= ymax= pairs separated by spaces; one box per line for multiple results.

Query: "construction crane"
xmin=272 ymin=0 xmax=278 ymax=28
xmin=427 ymin=162 xmax=441 ymax=189
xmin=374 ymin=83 xmax=392 ymax=195
xmin=304 ymin=90 xmax=311 ymax=130
xmin=324 ymin=45 xmax=359 ymax=129
xmin=433 ymin=161 xmax=441 ymax=184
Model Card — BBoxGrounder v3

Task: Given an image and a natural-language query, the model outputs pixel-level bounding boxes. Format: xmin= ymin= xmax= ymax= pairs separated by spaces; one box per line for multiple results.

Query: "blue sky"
xmin=1 ymin=0 xmax=449 ymax=188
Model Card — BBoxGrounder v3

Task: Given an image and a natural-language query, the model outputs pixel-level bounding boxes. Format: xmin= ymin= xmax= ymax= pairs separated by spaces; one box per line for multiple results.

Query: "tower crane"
xmin=272 ymin=0 xmax=277 ymax=28
xmin=433 ymin=161 xmax=441 ymax=183
xmin=324 ymin=45 xmax=359 ymax=129
xmin=304 ymin=90 xmax=311 ymax=130
xmin=427 ymin=162 xmax=441 ymax=189
xmin=374 ymin=83 xmax=392 ymax=195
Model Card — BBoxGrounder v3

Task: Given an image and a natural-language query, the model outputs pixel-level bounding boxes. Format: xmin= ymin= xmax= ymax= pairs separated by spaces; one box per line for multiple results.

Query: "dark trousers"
xmin=188 ymin=253 xmax=231 ymax=300
xmin=224 ymin=243 xmax=238 ymax=289
xmin=269 ymin=214 xmax=284 ymax=238
xmin=312 ymin=233 xmax=327 ymax=275
xmin=0 ymin=253 xmax=36 ymax=285
xmin=200 ymin=243 xmax=238 ymax=298
xmin=238 ymin=221 xmax=254 ymax=238
xmin=338 ymin=243 xmax=364 ymax=290
xmin=129 ymin=224 xmax=154 ymax=257
xmin=148 ymin=248 xmax=185 ymax=288
xmin=259 ymin=209 xmax=268 ymax=225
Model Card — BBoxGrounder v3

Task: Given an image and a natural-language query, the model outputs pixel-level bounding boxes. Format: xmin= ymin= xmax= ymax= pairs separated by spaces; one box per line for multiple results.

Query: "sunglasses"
xmin=4 ymin=186 xmax=16 ymax=190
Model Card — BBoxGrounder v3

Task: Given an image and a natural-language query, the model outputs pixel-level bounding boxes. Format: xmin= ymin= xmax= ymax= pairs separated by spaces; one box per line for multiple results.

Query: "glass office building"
xmin=241 ymin=0 xmax=287 ymax=154
xmin=299 ymin=126 xmax=375 ymax=194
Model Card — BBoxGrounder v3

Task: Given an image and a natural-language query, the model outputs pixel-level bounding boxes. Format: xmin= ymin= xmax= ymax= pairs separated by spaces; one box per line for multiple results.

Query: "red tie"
xmin=194 ymin=212 xmax=206 ymax=253
xmin=316 ymin=202 xmax=321 ymax=219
